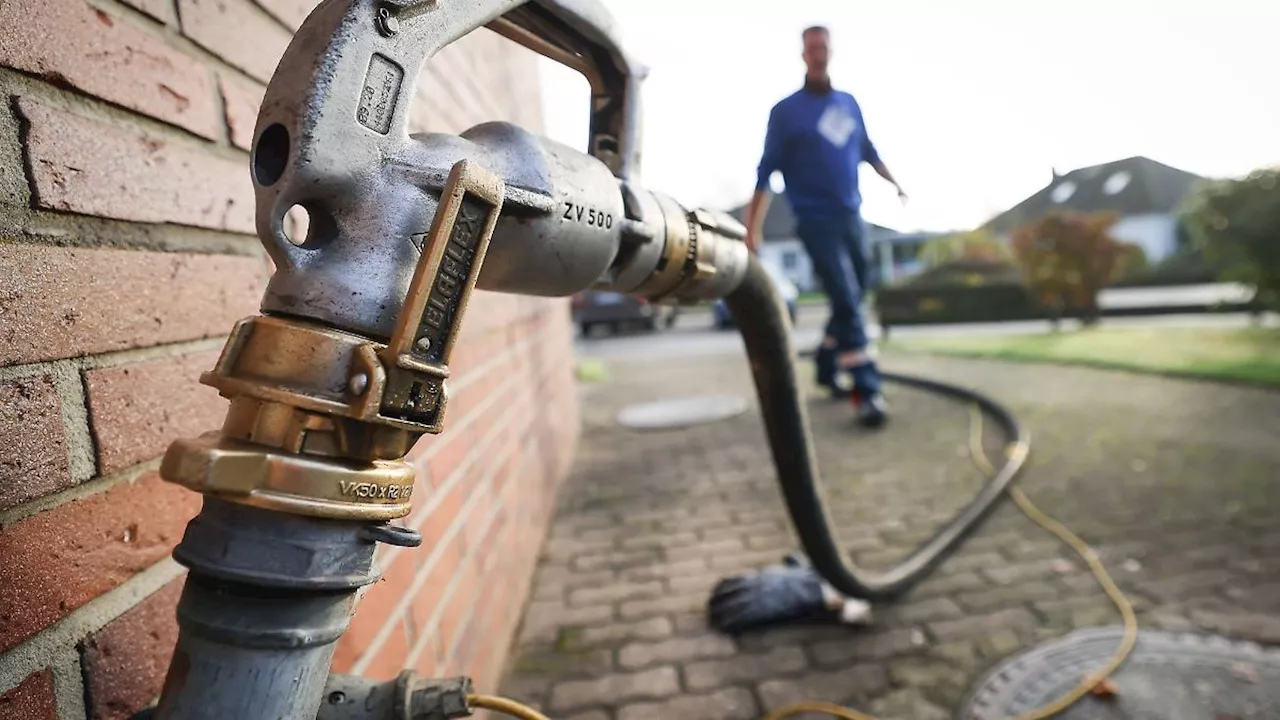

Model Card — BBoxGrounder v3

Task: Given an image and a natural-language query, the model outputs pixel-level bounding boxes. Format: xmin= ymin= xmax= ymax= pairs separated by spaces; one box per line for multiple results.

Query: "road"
xmin=574 ymin=299 xmax=1267 ymax=362
xmin=574 ymin=304 xmax=822 ymax=361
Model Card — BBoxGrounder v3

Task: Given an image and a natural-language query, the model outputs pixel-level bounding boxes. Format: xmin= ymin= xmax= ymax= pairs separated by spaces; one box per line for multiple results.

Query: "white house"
xmin=981 ymin=156 xmax=1204 ymax=262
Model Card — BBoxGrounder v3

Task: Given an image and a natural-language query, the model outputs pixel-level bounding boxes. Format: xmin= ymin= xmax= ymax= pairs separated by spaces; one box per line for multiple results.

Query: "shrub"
xmin=919 ymin=229 xmax=1012 ymax=268
xmin=1114 ymin=243 xmax=1150 ymax=283
xmin=1110 ymin=245 xmax=1218 ymax=287
xmin=899 ymin=258 xmax=1021 ymax=289
xmin=1179 ymin=167 xmax=1280 ymax=308
xmin=1010 ymin=211 xmax=1142 ymax=324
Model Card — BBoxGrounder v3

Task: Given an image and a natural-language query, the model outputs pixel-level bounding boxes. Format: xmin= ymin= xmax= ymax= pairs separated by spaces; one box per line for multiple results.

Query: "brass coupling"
xmin=161 ymin=160 xmax=506 ymax=521
xmin=629 ymin=191 xmax=749 ymax=304
xmin=161 ymin=435 xmax=419 ymax=521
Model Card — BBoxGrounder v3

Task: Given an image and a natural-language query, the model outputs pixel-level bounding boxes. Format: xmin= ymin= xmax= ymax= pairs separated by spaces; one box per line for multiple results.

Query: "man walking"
xmin=744 ymin=25 xmax=906 ymax=428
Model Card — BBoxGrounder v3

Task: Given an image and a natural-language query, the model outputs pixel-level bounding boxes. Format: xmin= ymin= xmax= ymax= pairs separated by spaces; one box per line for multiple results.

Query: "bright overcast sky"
xmin=535 ymin=0 xmax=1280 ymax=233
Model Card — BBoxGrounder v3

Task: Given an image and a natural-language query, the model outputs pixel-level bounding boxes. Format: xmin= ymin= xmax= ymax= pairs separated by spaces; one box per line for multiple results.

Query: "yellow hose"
xmin=467 ymin=403 xmax=1137 ymax=720
xmin=762 ymin=700 xmax=880 ymax=720
xmin=966 ymin=404 xmax=1138 ymax=720
xmin=468 ymin=693 xmax=554 ymax=720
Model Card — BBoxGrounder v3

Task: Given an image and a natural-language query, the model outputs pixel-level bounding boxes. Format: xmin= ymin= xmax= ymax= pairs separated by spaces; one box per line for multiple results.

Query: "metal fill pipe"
xmin=153 ymin=579 xmax=356 ymax=720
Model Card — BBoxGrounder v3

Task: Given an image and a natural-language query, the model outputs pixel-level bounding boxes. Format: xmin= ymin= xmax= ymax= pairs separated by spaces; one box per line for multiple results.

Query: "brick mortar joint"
xmin=0 ymin=225 xmax=263 ymax=260
xmin=104 ymin=0 xmax=179 ymax=26
xmin=1 ymin=338 xmax=229 ymax=507
xmin=2 ymin=378 xmax=567 ymax=706
xmin=438 ymin=477 xmax=521 ymax=665
xmin=0 ymin=558 xmax=184 ymax=692
xmin=398 ymin=328 xmax=570 ymax=486
xmin=0 ymin=457 xmax=163 ymax=529
xmin=422 ymin=474 xmax=527 ymax=671
xmin=0 ymin=338 xmax=229 ymax=381
xmin=387 ymin=380 xmax=573 ymax=658
xmin=4 ymin=70 xmax=246 ymax=164
xmin=55 ymin=363 xmax=98 ymax=484
xmin=16 ymin=0 xmax=273 ymax=141
xmin=49 ymin=648 xmax=88 ymax=720
xmin=353 ymin=436 xmax=518 ymax=674
xmin=0 ymin=295 xmax=563 ymax=385
xmin=378 ymin=374 xmax=542 ymax=568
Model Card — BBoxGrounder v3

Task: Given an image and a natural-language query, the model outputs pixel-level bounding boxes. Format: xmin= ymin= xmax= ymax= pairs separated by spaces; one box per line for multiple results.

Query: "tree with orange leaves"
xmin=1011 ymin=211 xmax=1142 ymax=325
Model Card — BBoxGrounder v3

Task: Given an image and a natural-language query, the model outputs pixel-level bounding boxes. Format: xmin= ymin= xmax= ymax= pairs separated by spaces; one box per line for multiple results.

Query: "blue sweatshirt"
xmin=755 ymin=85 xmax=881 ymax=218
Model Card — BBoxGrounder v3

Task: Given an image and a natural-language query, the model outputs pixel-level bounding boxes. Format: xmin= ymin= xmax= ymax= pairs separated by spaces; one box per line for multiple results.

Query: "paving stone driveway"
xmin=498 ymin=351 xmax=1280 ymax=720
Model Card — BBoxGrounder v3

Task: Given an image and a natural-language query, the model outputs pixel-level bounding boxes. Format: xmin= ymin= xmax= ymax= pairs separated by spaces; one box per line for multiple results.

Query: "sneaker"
xmin=852 ymin=392 xmax=889 ymax=428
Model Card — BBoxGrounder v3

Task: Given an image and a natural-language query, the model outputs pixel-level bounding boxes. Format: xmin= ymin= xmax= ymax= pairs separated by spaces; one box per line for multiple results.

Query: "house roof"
xmin=980 ymin=156 xmax=1205 ymax=235
xmin=725 ymin=193 xmax=897 ymax=243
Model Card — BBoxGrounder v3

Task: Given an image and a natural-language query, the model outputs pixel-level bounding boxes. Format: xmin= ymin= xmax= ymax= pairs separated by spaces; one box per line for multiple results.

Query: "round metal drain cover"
xmin=616 ymin=395 xmax=748 ymax=430
xmin=959 ymin=627 xmax=1280 ymax=720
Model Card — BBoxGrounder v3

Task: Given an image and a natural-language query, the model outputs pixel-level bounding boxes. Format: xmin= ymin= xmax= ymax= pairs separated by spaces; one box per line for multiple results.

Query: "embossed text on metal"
xmin=358 ymin=53 xmax=404 ymax=134
xmin=416 ymin=197 xmax=486 ymax=364
xmin=380 ymin=159 xmax=506 ymax=430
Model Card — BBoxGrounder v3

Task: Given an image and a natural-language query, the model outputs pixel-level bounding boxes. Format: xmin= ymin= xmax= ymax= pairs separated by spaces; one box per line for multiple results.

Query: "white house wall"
xmin=995 ymin=216 xmax=1175 ymax=263
xmin=758 ymin=239 xmax=818 ymax=293
xmin=1110 ymin=213 xmax=1177 ymax=262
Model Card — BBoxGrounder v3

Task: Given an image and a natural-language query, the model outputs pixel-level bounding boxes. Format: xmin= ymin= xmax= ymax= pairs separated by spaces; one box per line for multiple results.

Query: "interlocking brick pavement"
xmin=499 ymin=351 xmax=1280 ymax=718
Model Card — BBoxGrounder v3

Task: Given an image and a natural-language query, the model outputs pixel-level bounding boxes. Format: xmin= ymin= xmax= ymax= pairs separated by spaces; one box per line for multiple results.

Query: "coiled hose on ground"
xmin=291 ymin=253 xmax=1119 ymax=720
xmin=724 ymin=255 xmax=1032 ymax=601
xmin=473 ymin=257 xmax=1136 ymax=720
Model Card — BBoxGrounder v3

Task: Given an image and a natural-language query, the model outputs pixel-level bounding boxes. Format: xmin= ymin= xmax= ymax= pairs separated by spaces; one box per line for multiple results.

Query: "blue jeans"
xmin=795 ymin=211 xmax=882 ymax=398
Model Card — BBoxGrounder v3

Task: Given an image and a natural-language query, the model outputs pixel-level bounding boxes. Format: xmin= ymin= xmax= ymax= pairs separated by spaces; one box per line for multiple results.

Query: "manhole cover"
xmin=959 ymin=627 xmax=1280 ymax=720
xmin=616 ymin=395 xmax=748 ymax=430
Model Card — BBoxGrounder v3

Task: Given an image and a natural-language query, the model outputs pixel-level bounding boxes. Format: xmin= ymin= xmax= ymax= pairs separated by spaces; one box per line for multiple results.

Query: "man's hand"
xmin=744 ymin=228 xmax=760 ymax=254
xmin=871 ymin=160 xmax=907 ymax=205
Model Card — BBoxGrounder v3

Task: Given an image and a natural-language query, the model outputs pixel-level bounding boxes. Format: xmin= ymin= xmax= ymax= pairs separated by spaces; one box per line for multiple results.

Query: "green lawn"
xmin=889 ymin=325 xmax=1280 ymax=387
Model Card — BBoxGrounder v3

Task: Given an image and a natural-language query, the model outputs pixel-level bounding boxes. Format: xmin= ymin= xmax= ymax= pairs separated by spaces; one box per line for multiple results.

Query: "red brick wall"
xmin=0 ymin=1 xmax=579 ymax=717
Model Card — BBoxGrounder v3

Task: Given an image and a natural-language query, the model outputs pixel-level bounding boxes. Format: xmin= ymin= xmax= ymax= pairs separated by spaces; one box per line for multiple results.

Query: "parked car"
xmin=572 ymin=291 xmax=677 ymax=336
xmin=713 ymin=262 xmax=799 ymax=329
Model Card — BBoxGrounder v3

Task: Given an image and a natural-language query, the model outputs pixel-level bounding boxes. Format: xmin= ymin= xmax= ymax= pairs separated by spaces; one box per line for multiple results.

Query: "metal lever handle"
xmin=487 ymin=0 xmax=645 ymax=179
xmin=252 ymin=0 xmax=639 ymax=261
xmin=377 ymin=159 xmax=505 ymax=431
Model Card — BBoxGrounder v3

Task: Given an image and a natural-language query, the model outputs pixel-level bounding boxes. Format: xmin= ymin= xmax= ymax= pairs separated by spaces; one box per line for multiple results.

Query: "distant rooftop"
xmin=981 ymin=156 xmax=1206 ymax=235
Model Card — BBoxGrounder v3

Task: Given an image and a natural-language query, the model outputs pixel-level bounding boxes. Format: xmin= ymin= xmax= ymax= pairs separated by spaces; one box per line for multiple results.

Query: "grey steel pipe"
xmin=155 ymin=580 xmax=356 ymax=720
xmin=149 ymin=500 xmax=421 ymax=720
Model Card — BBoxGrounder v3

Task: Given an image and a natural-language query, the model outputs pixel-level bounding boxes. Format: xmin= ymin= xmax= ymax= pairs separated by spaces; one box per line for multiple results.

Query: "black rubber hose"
xmin=726 ymin=256 xmax=1031 ymax=601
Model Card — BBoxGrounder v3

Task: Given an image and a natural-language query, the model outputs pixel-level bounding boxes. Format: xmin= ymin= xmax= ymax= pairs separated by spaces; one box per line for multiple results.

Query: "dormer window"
xmin=1051 ymin=181 xmax=1077 ymax=203
xmin=1103 ymin=171 xmax=1133 ymax=195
